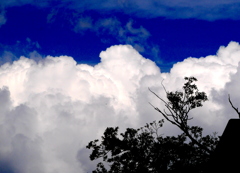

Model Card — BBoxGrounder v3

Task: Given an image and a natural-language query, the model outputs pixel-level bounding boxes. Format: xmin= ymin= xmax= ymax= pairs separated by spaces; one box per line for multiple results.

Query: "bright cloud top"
xmin=1 ymin=42 xmax=240 ymax=172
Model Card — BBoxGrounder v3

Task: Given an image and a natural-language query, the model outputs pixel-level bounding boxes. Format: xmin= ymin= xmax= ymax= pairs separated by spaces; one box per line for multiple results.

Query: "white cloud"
xmin=0 ymin=45 xmax=159 ymax=173
xmin=74 ymin=16 xmax=160 ymax=67
xmin=1 ymin=42 xmax=240 ymax=172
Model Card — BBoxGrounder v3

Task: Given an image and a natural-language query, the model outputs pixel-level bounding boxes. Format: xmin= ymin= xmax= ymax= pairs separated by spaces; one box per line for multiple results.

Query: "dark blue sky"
xmin=1 ymin=1 xmax=240 ymax=72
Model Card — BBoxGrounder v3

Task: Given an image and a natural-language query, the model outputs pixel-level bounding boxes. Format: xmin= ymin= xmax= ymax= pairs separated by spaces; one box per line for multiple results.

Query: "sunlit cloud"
xmin=0 ymin=42 xmax=240 ymax=172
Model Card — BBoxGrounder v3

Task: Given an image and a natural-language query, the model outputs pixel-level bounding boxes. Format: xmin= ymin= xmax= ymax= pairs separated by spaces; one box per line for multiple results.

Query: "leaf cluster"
xmin=150 ymin=77 xmax=207 ymax=129
xmin=86 ymin=120 xmax=219 ymax=173
xmin=87 ymin=77 xmax=220 ymax=173
xmin=149 ymin=77 xmax=212 ymax=154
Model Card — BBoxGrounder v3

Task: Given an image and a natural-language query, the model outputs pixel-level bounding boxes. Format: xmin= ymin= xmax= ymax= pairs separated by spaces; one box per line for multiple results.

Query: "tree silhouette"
xmin=228 ymin=94 xmax=240 ymax=118
xmin=149 ymin=77 xmax=211 ymax=154
xmin=87 ymin=77 xmax=219 ymax=173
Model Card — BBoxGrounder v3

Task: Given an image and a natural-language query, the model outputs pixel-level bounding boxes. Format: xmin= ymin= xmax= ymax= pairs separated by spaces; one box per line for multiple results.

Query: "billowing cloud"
xmin=1 ymin=42 xmax=240 ymax=172
xmin=1 ymin=0 xmax=240 ymax=20
xmin=0 ymin=45 xmax=159 ymax=173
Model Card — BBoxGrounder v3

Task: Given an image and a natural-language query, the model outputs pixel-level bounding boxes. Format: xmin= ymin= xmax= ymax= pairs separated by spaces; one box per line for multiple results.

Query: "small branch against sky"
xmin=228 ymin=94 xmax=240 ymax=118
xmin=149 ymin=77 xmax=211 ymax=154
xmin=86 ymin=76 xmax=219 ymax=172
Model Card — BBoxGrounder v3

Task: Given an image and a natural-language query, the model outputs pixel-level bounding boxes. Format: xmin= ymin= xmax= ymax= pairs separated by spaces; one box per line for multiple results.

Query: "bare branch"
xmin=149 ymin=102 xmax=180 ymax=128
xmin=161 ymin=79 xmax=167 ymax=94
xmin=228 ymin=94 xmax=240 ymax=118
xmin=149 ymin=77 xmax=211 ymax=154
xmin=148 ymin=88 xmax=167 ymax=104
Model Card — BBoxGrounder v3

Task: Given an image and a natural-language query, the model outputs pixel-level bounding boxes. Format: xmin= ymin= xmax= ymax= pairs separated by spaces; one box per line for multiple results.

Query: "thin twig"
xmin=228 ymin=94 xmax=240 ymax=118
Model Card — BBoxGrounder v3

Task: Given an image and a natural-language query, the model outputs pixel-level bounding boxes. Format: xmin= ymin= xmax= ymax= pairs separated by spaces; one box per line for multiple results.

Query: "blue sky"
xmin=1 ymin=1 xmax=240 ymax=173
xmin=1 ymin=1 xmax=240 ymax=72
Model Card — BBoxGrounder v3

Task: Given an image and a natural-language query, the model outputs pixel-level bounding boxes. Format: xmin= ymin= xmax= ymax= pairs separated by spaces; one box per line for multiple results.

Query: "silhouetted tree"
xmin=149 ymin=77 xmax=211 ymax=154
xmin=228 ymin=94 xmax=240 ymax=118
xmin=87 ymin=77 xmax=219 ymax=173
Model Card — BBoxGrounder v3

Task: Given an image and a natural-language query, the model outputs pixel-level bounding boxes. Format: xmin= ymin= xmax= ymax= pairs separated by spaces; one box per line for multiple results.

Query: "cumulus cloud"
xmin=165 ymin=41 xmax=240 ymax=130
xmin=0 ymin=45 xmax=159 ymax=173
xmin=1 ymin=42 xmax=240 ymax=172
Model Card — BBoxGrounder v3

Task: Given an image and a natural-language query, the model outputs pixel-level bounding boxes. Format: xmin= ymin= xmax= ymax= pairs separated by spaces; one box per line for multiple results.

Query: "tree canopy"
xmin=86 ymin=77 xmax=219 ymax=173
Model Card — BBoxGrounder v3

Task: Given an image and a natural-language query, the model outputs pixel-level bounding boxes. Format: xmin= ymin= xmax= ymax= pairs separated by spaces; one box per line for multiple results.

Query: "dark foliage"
xmin=87 ymin=77 xmax=219 ymax=173
xmin=149 ymin=77 xmax=212 ymax=154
